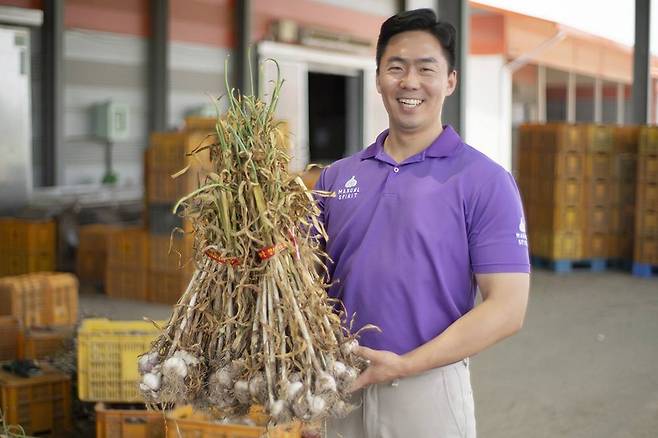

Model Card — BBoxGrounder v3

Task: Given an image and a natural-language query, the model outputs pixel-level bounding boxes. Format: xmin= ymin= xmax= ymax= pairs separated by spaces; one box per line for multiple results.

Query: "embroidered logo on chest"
xmin=337 ymin=176 xmax=360 ymax=200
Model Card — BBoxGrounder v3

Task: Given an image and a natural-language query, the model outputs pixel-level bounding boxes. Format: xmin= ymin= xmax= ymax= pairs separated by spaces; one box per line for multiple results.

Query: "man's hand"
xmin=349 ymin=346 xmax=409 ymax=392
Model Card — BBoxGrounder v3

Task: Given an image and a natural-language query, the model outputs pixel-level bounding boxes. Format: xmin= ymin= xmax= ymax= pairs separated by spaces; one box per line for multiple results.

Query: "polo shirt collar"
xmin=360 ymin=125 xmax=462 ymax=162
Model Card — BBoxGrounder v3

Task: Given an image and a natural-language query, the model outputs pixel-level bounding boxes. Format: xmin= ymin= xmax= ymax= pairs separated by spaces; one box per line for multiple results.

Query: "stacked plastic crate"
xmin=0 ymin=364 xmax=72 ymax=436
xmin=519 ymin=124 xmax=588 ymax=271
xmin=76 ymin=223 xmax=119 ymax=288
xmin=633 ymin=127 xmax=658 ymax=276
xmin=165 ymin=405 xmax=301 ymax=438
xmin=144 ymin=120 xmax=213 ymax=304
xmin=610 ymin=127 xmax=639 ymax=262
xmin=0 ymin=273 xmax=77 ymax=436
xmin=105 ymin=226 xmax=149 ymax=300
xmin=0 ymin=316 xmax=20 ymax=361
xmin=77 ymin=318 xmax=167 ymax=437
xmin=148 ymin=233 xmax=194 ymax=304
xmin=0 ymin=273 xmax=78 ymax=329
xmin=581 ymin=125 xmax=617 ymax=263
xmin=0 ymin=219 xmax=56 ymax=277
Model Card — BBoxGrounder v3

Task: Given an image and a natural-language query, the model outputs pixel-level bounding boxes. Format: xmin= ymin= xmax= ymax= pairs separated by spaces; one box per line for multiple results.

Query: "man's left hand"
xmin=349 ymin=346 xmax=409 ymax=392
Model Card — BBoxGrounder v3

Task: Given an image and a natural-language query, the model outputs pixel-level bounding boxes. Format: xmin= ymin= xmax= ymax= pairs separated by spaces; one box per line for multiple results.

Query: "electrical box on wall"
xmin=94 ymin=101 xmax=129 ymax=142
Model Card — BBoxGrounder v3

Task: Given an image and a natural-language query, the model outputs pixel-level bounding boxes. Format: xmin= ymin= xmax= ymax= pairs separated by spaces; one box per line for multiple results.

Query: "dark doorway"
xmin=308 ymin=71 xmax=362 ymax=164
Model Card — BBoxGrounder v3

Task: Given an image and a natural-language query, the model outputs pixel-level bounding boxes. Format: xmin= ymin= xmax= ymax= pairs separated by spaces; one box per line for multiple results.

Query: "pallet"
xmin=531 ymin=256 xmax=608 ymax=273
xmin=631 ymin=263 xmax=658 ymax=278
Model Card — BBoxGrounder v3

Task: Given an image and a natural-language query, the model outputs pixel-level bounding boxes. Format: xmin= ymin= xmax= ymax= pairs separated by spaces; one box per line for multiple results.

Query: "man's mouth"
xmin=397 ymin=98 xmax=423 ymax=108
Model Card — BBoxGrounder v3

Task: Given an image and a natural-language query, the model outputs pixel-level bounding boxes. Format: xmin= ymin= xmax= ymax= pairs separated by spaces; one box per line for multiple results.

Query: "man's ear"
xmin=376 ymin=72 xmax=382 ymax=95
xmin=445 ymin=70 xmax=458 ymax=96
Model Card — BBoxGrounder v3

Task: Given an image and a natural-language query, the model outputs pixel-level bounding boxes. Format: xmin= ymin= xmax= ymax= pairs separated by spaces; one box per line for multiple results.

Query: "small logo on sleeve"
xmin=516 ymin=217 xmax=528 ymax=247
xmin=338 ymin=176 xmax=359 ymax=200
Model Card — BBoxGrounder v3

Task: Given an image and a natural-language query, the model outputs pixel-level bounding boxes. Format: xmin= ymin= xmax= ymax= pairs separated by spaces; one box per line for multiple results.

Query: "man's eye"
xmin=389 ymin=66 xmax=402 ymax=71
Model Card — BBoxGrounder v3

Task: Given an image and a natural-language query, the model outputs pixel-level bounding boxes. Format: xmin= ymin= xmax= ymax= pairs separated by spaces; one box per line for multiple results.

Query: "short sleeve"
xmin=467 ymin=170 xmax=530 ymax=273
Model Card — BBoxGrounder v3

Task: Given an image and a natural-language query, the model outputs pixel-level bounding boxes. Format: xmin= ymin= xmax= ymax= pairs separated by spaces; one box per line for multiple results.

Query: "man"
xmin=315 ymin=8 xmax=531 ymax=438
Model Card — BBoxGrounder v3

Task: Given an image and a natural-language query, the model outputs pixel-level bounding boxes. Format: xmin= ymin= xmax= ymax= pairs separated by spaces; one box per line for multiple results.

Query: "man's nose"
xmin=400 ymin=69 xmax=420 ymax=89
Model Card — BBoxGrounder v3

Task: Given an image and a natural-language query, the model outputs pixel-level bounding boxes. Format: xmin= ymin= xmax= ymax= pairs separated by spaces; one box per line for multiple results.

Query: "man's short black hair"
xmin=376 ymin=8 xmax=457 ymax=73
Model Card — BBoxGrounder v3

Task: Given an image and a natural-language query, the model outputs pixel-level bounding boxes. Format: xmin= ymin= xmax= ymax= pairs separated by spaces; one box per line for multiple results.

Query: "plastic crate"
xmin=639 ymin=126 xmax=658 ymax=155
xmin=95 ymin=402 xmax=165 ymax=438
xmin=105 ymin=266 xmax=148 ymax=301
xmin=0 ymin=218 xmax=16 ymax=250
xmin=0 ymin=252 xmax=57 ymax=278
xmin=13 ymin=220 xmax=56 ymax=254
xmin=583 ymin=232 xmax=613 ymax=259
xmin=636 ymin=207 xmax=658 ymax=236
xmin=0 ymin=316 xmax=20 ymax=361
xmin=0 ymin=365 xmax=71 ymax=436
xmin=0 ymin=219 xmax=55 ymax=254
xmin=612 ymin=126 xmax=640 ymax=154
xmin=19 ymin=327 xmax=74 ymax=360
xmin=531 ymin=230 xmax=583 ymax=260
xmin=77 ymin=224 xmax=119 ymax=284
xmin=148 ymin=132 xmax=212 ymax=175
xmin=147 ymin=169 xmax=205 ymax=204
xmin=148 ymin=234 xmax=194 ymax=273
xmin=165 ymin=406 xmax=301 ymax=438
xmin=107 ymin=227 xmax=149 ymax=269
xmin=147 ymin=270 xmax=192 ymax=305
xmin=77 ymin=249 xmax=107 ymax=285
xmin=3 ymin=272 xmax=77 ymax=328
xmin=634 ymin=234 xmax=658 ymax=265
xmin=77 ymin=318 xmax=164 ymax=402
xmin=638 ymin=153 xmax=658 ymax=183
xmin=637 ymin=181 xmax=658 ymax=212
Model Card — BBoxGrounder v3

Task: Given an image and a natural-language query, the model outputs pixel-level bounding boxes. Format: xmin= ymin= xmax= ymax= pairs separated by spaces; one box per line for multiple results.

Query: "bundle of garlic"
xmin=138 ymin=63 xmax=370 ymax=424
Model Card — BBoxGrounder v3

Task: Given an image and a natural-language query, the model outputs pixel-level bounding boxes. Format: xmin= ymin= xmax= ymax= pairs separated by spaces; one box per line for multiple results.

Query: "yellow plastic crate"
xmin=77 ymin=318 xmax=165 ymax=402
xmin=166 ymin=405 xmax=301 ymax=438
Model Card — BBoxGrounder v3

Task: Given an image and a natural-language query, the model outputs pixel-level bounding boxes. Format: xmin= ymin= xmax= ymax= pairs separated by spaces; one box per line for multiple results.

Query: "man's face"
xmin=376 ymin=30 xmax=457 ymax=134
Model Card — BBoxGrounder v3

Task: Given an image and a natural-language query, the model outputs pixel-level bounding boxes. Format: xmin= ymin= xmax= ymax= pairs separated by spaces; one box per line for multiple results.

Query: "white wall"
xmin=63 ymin=30 xmax=147 ymax=186
xmin=465 ymin=54 xmax=512 ymax=171
xmin=62 ymin=29 xmax=229 ymax=187
xmin=168 ymin=41 xmax=230 ymax=127
xmin=258 ymin=41 xmax=388 ymax=172
xmin=314 ymin=0 xmax=396 ymax=16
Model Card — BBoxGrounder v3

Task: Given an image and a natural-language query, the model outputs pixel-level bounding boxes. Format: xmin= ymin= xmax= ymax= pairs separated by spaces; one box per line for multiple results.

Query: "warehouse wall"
xmin=63 ymin=30 xmax=147 ymax=186
xmin=465 ymin=54 xmax=512 ymax=170
xmin=60 ymin=0 xmax=232 ymax=186
xmin=1 ymin=0 xmax=392 ymax=186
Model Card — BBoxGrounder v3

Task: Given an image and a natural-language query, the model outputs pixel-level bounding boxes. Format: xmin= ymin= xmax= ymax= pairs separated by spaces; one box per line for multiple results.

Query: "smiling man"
xmin=315 ymin=8 xmax=530 ymax=438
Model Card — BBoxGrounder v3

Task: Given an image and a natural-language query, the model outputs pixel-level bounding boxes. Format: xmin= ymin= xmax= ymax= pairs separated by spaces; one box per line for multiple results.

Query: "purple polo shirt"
xmin=314 ymin=126 xmax=530 ymax=355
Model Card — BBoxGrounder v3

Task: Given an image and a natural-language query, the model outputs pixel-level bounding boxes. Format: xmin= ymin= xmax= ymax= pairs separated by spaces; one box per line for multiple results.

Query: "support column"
xmin=42 ymin=0 xmax=63 ymax=186
xmin=148 ymin=0 xmax=169 ymax=133
xmin=594 ymin=77 xmax=602 ymax=123
xmin=234 ymin=0 xmax=252 ymax=95
xmin=437 ymin=0 xmax=467 ymax=134
xmin=537 ymin=65 xmax=546 ymax=123
xmin=632 ymin=0 xmax=651 ymax=124
xmin=567 ymin=71 xmax=576 ymax=123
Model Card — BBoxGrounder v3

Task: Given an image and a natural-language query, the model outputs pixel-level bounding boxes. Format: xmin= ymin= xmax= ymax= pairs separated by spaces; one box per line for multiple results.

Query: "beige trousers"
xmin=325 ymin=359 xmax=476 ymax=438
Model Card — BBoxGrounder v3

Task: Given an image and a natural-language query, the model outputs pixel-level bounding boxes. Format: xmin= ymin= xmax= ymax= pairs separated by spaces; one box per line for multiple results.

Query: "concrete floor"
xmin=79 ymin=270 xmax=658 ymax=437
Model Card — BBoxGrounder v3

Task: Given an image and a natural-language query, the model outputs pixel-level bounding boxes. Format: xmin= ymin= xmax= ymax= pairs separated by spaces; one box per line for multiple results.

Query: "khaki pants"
xmin=325 ymin=359 xmax=476 ymax=438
